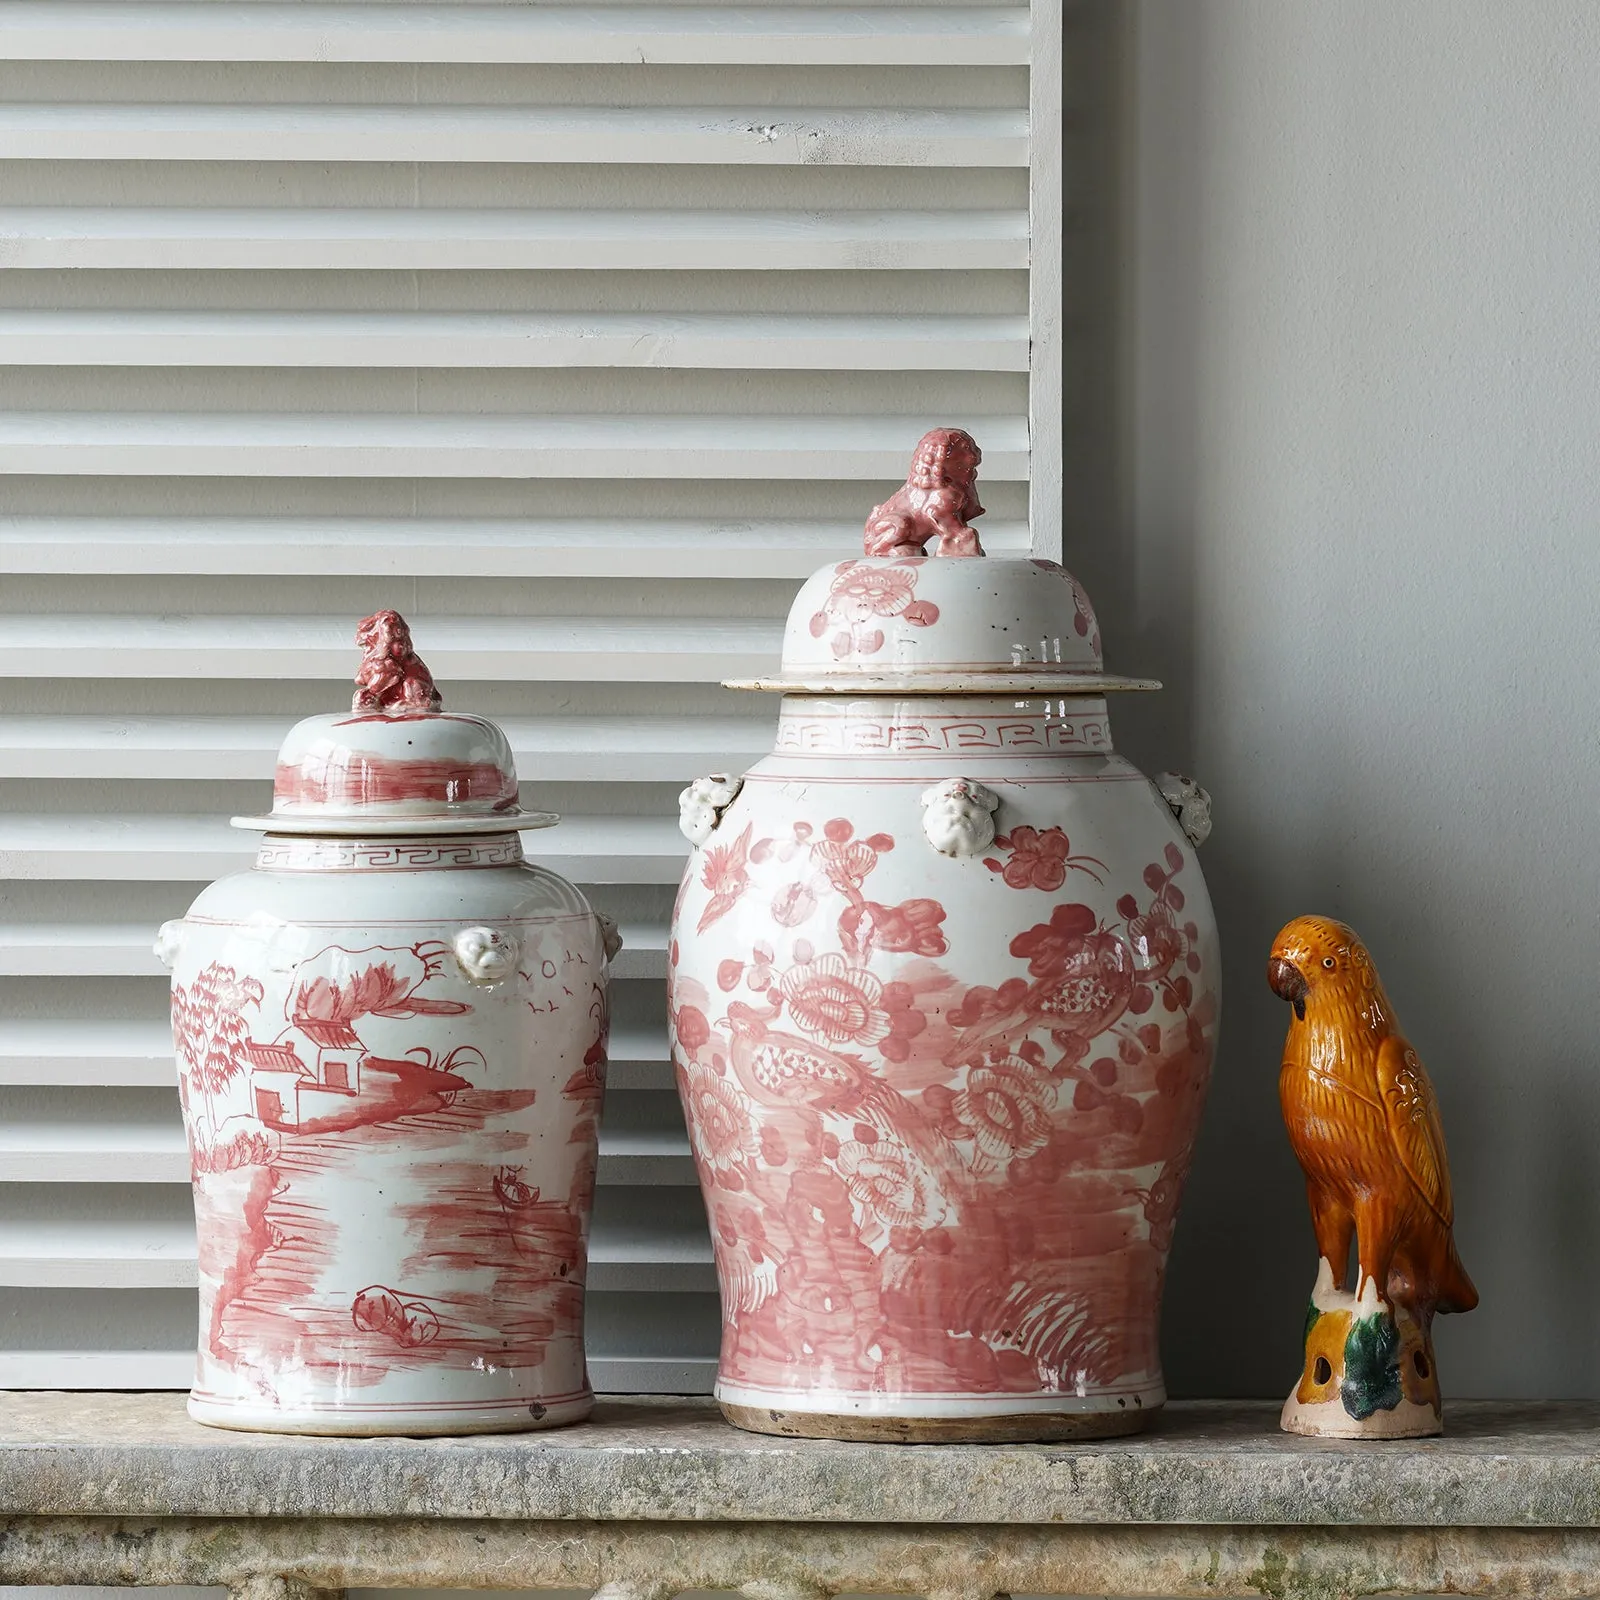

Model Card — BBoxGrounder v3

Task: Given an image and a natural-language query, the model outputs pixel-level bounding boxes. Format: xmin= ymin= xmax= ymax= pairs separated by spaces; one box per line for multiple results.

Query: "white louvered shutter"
xmin=0 ymin=0 xmax=1060 ymax=1391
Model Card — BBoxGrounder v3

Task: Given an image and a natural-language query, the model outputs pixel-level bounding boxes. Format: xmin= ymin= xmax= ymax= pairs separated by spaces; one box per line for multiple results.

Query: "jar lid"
xmin=232 ymin=610 xmax=558 ymax=837
xmin=726 ymin=428 xmax=1160 ymax=695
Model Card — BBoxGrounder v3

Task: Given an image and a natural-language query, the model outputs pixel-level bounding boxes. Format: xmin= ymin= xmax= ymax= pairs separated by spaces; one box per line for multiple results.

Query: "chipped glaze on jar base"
xmin=159 ymin=613 xmax=613 ymax=1436
xmin=670 ymin=696 xmax=1219 ymax=1442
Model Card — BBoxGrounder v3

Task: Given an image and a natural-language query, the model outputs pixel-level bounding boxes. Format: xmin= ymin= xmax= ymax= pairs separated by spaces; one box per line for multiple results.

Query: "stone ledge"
xmin=1 ymin=1394 xmax=1598 ymax=1528
xmin=5 ymin=1515 xmax=1600 ymax=1600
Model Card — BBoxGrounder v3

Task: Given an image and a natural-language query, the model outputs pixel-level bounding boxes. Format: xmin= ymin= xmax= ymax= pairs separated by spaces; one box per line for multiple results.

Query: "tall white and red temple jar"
xmin=155 ymin=611 xmax=616 ymax=1435
xmin=669 ymin=430 xmax=1220 ymax=1440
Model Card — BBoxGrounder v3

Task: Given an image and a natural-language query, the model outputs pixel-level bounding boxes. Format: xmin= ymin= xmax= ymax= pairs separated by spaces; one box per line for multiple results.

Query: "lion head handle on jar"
xmin=862 ymin=426 xmax=986 ymax=558
xmin=352 ymin=609 xmax=443 ymax=714
xmin=153 ymin=918 xmax=185 ymax=971
xmin=920 ymin=777 xmax=1001 ymax=856
xmin=679 ymin=773 xmax=745 ymax=848
xmin=1156 ymin=772 xmax=1213 ymax=848
xmin=452 ymin=926 xmax=520 ymax=985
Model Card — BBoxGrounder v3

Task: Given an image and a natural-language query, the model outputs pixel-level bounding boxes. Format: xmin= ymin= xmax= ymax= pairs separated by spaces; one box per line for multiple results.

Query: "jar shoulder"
xmin=680 ymin=751 xmax=1219 ymax=957
xmin=184 ymin=859 xmax=595 ymax=927
xmin=729 ymin=750 xmax=1181 ymax=853
xmin=744 ymin=749 xmax=1152 ymax=783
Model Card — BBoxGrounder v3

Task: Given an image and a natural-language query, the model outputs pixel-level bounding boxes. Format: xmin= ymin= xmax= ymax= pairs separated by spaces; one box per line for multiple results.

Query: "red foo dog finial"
xmin=863 ymin=427 xmax=985 ymax=558
xmin=352 ymin=609 xmax=443 ymax=714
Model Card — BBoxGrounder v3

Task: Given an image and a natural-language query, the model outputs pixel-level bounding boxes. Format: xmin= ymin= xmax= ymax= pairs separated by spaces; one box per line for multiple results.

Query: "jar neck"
xmin=255 ymin=833 xmax=525 ymax=872
xmin=772 ymin=694 xmax=1114 ymax=758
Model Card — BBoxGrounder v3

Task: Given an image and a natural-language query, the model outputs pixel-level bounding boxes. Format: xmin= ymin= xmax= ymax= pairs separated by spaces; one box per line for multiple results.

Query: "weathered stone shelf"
xmin=3 ymin=1394 xmax=1600 ymax=1598
xmin=0 ymin=1393 xmax=1596 ymax=1527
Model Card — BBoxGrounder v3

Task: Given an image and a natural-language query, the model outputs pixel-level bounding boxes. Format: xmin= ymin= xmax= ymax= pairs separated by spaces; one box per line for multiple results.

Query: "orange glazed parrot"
xmin=1268 ymin=916 xmax=1477 ymax=1322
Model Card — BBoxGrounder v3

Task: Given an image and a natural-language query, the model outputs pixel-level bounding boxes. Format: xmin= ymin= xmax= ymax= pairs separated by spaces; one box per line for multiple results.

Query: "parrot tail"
xmin=1437 ymin=1234 xmax=1479 ymax=1315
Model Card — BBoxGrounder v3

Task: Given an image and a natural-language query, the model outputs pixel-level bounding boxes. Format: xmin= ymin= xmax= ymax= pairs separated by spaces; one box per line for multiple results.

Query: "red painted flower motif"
xmin=780 ymin=954 xmax=890 ymax=1046
xmin=834 ymin=1138 xmax=937 ymax=1228
xmin=1126 ymin=899 xmax=1185 ymax=979
xmin=983 ymin=827 xmax=1106 ymax=891
xmin=812 ymin=837 xmax=882 ymax=896
xmin=682 ymin=1061 xmax=754 ymax=1173
xmin=954 ymin=1056 xmax=1054 ymax=1164
xmin=829 ymin=564 xmax=918 ymax=622
xmin=838 ymin=897 xmax=948 ymax=959
xmin=808 ymin=562 xmax=941 ymax=659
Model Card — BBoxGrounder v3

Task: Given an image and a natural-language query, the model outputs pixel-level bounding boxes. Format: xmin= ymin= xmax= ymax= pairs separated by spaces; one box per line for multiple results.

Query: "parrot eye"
xmin=1322 ymin=957 xmax=1336 ymax=969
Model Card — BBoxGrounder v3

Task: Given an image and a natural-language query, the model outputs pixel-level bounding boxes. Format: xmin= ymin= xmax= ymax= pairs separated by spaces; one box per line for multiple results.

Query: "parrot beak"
xmin=1267 ymin=955 xmax=1308 ymax=1020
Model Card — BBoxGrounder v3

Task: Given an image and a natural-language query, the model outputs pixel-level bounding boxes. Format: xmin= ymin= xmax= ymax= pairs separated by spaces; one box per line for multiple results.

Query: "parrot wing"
xmin=1375 ymin=1033 xmax=1454 ymax=1228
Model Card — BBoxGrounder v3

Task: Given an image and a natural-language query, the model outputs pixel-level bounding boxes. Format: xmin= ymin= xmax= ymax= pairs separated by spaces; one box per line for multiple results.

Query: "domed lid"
xmin=232 ymin=610 xmax=558 ymax=837
xmin=727 ymin=428 xmax=1159 ymax=695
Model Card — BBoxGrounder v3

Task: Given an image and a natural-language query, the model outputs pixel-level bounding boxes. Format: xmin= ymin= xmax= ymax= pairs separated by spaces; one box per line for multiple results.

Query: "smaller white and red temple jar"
xmin=669 ymin=430 xmax=1220 ymax=1441
xmin=156 ymin=611 xmax=615 ymax=1435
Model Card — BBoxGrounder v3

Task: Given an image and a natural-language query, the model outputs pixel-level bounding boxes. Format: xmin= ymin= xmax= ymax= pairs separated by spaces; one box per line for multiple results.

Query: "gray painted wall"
xmin=1084 ymin=0 xmax=1600 ymax=1400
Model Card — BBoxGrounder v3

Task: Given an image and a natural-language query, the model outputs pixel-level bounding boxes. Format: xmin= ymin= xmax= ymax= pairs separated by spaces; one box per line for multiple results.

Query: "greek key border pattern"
xmin=256 ymin=835 xmax=524 ymax=873
xmin=774 ymin=711 xmax=1112 ymax=756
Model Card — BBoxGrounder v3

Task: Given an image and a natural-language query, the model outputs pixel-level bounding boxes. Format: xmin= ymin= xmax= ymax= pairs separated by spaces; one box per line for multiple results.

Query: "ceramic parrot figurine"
xmin=1268 ymin=915 xmax=1477 ymax=1438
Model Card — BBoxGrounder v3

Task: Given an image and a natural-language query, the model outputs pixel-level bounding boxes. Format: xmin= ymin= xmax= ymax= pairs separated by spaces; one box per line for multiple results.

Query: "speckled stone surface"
xmin=2 ymin=1394 xmax=1599 ymax=1527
